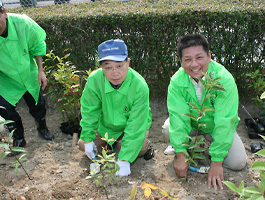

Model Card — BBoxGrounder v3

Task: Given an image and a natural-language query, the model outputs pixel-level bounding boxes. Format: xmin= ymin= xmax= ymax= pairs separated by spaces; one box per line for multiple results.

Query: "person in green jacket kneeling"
xmin=162 ymin=34 xmax=247 ymax=190
xmin=0 ymin=1 xmax=54 ymax=156
xmin=78 ymin=39 xmax=153 ymax=176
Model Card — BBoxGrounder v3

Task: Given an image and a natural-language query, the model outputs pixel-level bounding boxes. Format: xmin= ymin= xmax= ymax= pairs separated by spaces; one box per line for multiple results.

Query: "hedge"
xmin=7 ymin=0 xmax=265 ymax=98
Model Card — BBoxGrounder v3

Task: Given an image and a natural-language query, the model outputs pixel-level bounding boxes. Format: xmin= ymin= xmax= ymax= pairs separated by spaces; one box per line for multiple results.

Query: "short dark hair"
xmin=177 ymin=34 xmax=209 ymax=59
xmin=0 ymin=7 xmax=5 ymax=13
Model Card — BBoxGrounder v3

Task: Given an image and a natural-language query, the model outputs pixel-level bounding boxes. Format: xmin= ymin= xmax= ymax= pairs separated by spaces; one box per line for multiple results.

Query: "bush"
xmin=44 ymin=50 xmax=94 ymax=123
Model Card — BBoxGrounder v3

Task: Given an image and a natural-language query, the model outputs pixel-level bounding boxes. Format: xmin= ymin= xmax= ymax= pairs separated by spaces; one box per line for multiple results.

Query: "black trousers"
xmin=0 ymin=91 xmax=46 ymax=123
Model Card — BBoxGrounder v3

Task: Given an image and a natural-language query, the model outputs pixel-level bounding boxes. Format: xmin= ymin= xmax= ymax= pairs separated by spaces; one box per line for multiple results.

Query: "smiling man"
xmin=78 ymin=39 xmax=153 ymax=176
xmin=162 ymin=34 xmax=247 ymax=190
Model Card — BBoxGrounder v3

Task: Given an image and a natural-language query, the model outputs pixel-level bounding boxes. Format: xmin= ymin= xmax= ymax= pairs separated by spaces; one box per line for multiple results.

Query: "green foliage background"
xmin=8 ymin=0 xmax=265 ymax=97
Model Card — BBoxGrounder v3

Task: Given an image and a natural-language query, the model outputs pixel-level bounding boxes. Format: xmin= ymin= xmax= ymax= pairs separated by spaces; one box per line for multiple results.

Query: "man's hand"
xmin=35 ymin=56 xmax=47 ymax=90
xmin=174 ymin=152 xmax=188 ymax=177
xmin=38 ymin=70 xmax=47 ymax=90
xmin=115 ymin=160 xmax=131 ymax=176
xmin=84 ymin=141 xmax=96 ymax=160
xmin=208 ymin=161 xmax=224 ymax=190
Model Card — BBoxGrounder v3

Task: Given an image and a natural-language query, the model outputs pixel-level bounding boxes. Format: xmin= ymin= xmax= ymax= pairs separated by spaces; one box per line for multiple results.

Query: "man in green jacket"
xmin=163 ymin=34 xmax=246 ymax=190
xmin=0 ymin=2 xmax=54 ymax=156
xmin=78 ymin=39 xmax=153 ymax=176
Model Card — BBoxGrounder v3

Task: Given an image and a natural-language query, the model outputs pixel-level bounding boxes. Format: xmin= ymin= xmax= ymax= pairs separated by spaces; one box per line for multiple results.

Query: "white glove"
xmin=84 ymin=141 xmax=96 ymax=160
xmin=115 ymin=160 xmax=131 ymax=176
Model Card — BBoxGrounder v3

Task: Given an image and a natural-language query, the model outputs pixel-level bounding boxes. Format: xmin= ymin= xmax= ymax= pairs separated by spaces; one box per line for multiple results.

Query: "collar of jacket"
xmin=0 ymin=15 xmax=18 ymax=43
xmin=105 ymin=67 xmax=132 ymax=95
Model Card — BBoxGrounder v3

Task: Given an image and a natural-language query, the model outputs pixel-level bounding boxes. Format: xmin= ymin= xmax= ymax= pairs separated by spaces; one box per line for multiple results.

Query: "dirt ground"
xmin=0 ymin=97 xmax=264 ymax=200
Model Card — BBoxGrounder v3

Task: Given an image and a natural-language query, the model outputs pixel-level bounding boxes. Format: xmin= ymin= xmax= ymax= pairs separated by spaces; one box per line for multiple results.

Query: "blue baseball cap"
xmin=98 ymin=39 xmax=128 ymax=62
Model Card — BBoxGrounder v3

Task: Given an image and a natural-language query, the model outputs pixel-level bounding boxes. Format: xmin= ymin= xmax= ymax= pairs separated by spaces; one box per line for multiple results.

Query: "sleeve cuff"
xmin=211 ymin=156 xmax=225 ymax=162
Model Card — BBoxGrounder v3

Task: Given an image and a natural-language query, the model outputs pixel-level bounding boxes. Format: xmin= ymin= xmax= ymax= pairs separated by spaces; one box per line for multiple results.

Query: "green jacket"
xmin=80 ymin=67 xmax=152 ymax=163
xmin=167 ymin=60 xmax=239 ymax=162
xmin=0 ymin=14 xmax=46 ymax=106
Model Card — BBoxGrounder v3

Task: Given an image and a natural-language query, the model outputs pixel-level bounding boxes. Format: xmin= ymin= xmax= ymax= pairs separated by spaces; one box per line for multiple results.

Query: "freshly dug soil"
xmin=0 ymin=98 xmax=264 ymax=200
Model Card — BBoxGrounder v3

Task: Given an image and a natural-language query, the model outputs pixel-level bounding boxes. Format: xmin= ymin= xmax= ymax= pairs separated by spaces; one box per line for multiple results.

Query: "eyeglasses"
xmin=102 ymin=61 xmax=127 ymax=72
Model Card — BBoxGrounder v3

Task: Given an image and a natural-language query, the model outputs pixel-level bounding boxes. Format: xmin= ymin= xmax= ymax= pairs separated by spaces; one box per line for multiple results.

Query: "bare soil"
xmin=0 ymin=97 xmax=264 ymax=200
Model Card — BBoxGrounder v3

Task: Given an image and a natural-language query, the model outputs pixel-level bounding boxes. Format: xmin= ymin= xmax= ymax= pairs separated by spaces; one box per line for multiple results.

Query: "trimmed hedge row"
xmin=8 ymin=0 xmax=265 ymax=98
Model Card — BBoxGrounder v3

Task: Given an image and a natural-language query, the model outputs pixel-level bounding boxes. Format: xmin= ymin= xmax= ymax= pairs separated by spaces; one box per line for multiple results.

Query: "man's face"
xmin=180 ymin=45 xmax=211 ymax=80
xmin=0 ymin=9 xmax=7 ymax=36
xmin=101 ymin=58 xmax=130 ymax=85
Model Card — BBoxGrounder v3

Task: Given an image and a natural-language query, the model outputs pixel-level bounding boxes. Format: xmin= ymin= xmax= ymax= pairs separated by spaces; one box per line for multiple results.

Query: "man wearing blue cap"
xmin=78 ymin=39 xmax=153 ymax=176
xmin=0 ymin=1 xmax=54 ymax=156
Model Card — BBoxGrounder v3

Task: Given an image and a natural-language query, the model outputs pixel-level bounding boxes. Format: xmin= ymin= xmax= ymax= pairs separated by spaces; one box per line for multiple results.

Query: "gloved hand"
xmin=115 ymin=160 xmax=131 ymax=176
xmin=84 ymin=141 xmax=96 ymax=160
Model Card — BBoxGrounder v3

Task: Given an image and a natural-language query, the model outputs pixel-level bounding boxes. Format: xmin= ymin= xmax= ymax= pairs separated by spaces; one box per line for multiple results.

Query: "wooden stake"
xmin=72 ymin=133 xmax=78 ymax=147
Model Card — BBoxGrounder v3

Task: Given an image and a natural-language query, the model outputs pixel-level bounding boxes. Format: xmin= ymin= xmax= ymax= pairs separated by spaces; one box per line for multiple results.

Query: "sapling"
xmin=86 ymin=133 xmax=119 ymax=199
xmin=246 ymin=69 xmax=265 ymax=113
xmin=223 ymin=92 xmax=265 ymax=199
xmin=181 ymin=72 xmax=226 ymax=178
xmin=44 ymin=50 xmax=93 ymax=123
xmin=0 ymin=111 xmax=30 ymax=200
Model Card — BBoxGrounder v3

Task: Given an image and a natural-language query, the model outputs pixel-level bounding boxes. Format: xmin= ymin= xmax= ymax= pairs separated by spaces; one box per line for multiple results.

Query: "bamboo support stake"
xmin=72 ymin=133 xmax=78 ymax=147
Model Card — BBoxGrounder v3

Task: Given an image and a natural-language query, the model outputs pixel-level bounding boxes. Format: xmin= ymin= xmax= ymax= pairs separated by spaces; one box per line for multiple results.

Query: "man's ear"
xmin=179 ymin=57 xmax=183 ymax=67
xmin=208 ymin=50 xmax=211 ymax=59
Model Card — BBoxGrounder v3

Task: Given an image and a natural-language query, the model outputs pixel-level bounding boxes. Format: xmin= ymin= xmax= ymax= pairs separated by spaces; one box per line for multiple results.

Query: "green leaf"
xmin=179 ymin=150 xmax=189 ymax=156
xmin=0 ymin=151 xmax=11 ymax=159
xmin=238 ymin=181 xmax=245 ymax=193
xmin=250 ymin=161 xmax=265 ymax=171
xmin=212 ymin=77 xmax=222 ymax=82
xmin=159 ymin=188 xmax=169 ymax=197
xmin=244 ymin=187 xmax=261 ymax=194
xmin=187 ymin=102 xmax=200 ymax=112
xmin=188 ymin=143 xmax=200 ymax=149
xmin=198 ymin=123 xmax=206 ymax=129
xmin=198 ymin=78 xmax=206 ymax=88
xmin=260 ymin=91 xmax=265 ymax=99
xmin=255 ymin=149 xmax=265 ymax=157
xmin=190 ymin=159 xmax=198 ymax=166
xmin=102 ymin=148 xmax=107 ymax=158
xmin=0 ymin=142 xmax=9 ymax=149
xmin=211 ymin=86 xmax=226 ymax=92
xmin=194 ymin=147 xmax=205 ymax=153
xmin=85 ymin=175 xmax=93 ymax=179
xmin=204 ymin=93 xmax=216 ymax=101
xmin=8 ymin=130 xmax=14 ymax=143
xmin=258 ymin=181 xmax=265 ymax=193
xmin=183 ymin=113 xmax=197 ymax=121
xmin=204 ymin=73 xmax=212 ymax=82
xmin=249 ymin=194 xmax=263 ymax=200
xmin=0 ymin=120 xmax=13 ymax=126
xmin=223 ymin=181 xmax=240 ymax=193
xmin=11 ymin=147 xmax=28 ymax=153
xmin=258 ymin=135 xmax=265 ymax=141
xmin=260 ymin=170 xmax=265 ymax=187
xmin=193 ymin=153 xmax=206 ymax=160
xmin=201 ymin=106 xmax=215 ymax=113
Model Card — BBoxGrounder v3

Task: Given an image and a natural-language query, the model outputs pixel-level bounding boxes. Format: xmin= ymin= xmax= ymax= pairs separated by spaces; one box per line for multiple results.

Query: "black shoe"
xmin=8 ymin=138 xmax=27 ymax=157
xmin=36 ymin=118 xmax=55 ymax=140
xmin=7 ymin=118 xmax=26 ymax=157
xmin=38 ymin=128 xmax=54 ymax=140
xmin=143 ymin=146 xmax=155 ymax=160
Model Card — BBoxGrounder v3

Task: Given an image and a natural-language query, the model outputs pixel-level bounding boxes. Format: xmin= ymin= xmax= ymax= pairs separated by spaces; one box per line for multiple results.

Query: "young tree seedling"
xmin=182 ymin=72 xmax=226 ymax=179
xmin=0 ymin=111 xmax=30 ymax=199
xmin=85 ymin=132 xmax=119 ymax=199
